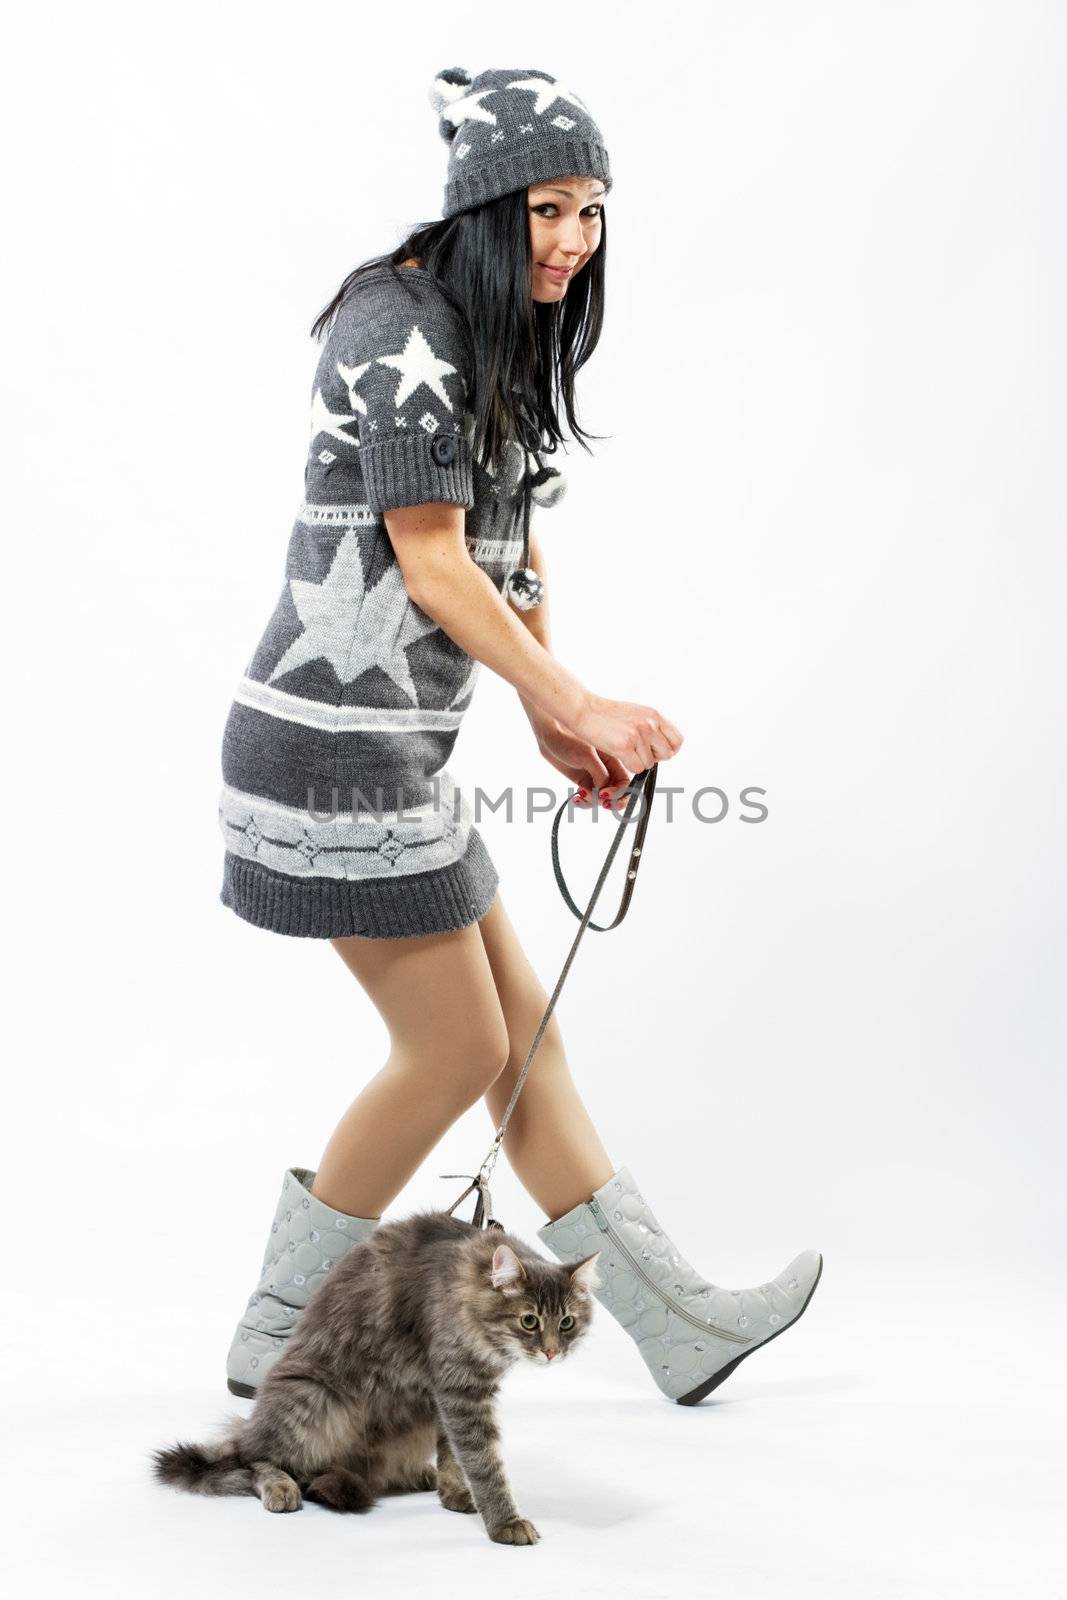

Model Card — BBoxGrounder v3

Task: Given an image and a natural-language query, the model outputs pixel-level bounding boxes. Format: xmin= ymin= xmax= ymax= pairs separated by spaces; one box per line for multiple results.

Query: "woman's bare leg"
xmin=310 ymin=916 xmax=511 ymax=1219
xmin=475 ymin=894 xmax=615 ymax=1221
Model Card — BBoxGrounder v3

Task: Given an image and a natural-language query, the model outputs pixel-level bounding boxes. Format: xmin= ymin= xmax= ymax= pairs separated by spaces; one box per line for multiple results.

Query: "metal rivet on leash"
xmin=443 ymin=761 xmax=659 ymax=1230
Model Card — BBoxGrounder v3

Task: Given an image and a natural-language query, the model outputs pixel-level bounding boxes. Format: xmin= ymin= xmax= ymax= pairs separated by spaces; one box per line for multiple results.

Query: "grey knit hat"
xmin=428 ymin=67 xmax=612 ymax=218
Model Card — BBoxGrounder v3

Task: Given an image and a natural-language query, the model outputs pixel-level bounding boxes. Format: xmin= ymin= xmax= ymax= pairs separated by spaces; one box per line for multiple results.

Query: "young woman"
xmin=219 ymin=66 xmax=822 ymax=1408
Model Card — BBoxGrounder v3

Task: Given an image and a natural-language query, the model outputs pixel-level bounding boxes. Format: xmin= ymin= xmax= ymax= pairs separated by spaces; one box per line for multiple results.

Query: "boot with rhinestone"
xmin=225 ymin=1166 xmax=378 ymax=1397
xmin=538 ymin=1166 xmax=822 ymax=1405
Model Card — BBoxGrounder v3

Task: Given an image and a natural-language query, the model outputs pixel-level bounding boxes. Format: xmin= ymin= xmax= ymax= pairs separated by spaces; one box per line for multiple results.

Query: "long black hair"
xmin=310 ymin=188 xmax=609 ymax=478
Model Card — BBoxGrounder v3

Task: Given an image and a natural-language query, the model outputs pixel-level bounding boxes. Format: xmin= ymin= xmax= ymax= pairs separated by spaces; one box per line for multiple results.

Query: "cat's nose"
xmin=544 ymin=1349 xmax=558 ymax=1360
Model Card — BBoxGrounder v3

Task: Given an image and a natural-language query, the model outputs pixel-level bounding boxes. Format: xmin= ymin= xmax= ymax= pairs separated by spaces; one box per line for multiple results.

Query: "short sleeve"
xmin=311 ymin=271 xmax=475 ymax=513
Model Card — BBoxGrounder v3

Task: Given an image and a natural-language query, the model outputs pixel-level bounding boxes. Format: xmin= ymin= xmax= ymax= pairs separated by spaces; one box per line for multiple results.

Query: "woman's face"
xmin=527 ymin=176 xmax=606 ymax=301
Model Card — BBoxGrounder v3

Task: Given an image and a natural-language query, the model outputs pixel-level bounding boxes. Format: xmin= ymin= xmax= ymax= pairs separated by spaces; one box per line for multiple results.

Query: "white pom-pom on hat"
xmin=428 ymin=68 xmax=474 ymax=142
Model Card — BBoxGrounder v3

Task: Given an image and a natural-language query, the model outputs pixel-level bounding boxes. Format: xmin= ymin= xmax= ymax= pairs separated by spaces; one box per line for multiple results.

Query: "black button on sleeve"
xmin=356 ymin=427 xmax=474 ymax=512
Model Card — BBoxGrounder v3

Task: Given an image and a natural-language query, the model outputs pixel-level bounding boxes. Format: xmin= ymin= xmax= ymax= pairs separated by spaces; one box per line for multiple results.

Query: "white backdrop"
xmin=3 ymin=3 xmax=1064 ymax=1596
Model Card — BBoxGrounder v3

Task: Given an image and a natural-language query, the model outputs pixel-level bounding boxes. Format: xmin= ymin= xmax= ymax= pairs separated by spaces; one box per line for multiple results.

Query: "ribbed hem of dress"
xmin=219 ymin=827 xmax=499 ymax=940
xmin=359 ymin=431 xmax=474 ymax=513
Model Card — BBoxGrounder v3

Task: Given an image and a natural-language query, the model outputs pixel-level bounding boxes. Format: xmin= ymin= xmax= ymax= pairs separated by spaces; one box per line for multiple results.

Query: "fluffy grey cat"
xmin=152 ymin=1209 xmax=600 ymax=1546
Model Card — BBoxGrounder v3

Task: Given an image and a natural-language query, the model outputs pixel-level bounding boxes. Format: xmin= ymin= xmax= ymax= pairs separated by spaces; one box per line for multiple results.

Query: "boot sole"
xmin=675 ymin=1251 xmax=824 ymax=1407
xmin=227 ymin=1378 xmax=257 ymax=1398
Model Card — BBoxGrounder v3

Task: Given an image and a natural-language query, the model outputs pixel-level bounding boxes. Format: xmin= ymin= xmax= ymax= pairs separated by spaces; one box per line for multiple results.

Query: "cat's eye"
xmin=519 ymin=1312 xmax=539 ymax=1331
xmin=559 ymin=1314 xmax=575 ymax=1331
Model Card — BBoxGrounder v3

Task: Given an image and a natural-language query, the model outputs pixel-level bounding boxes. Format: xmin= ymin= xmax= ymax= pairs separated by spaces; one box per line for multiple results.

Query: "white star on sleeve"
xmin=336 ymin=359 xmax=373 ymax=416
xmin=310 ymin=387 xmax=361 ymax=449
xmin=375 ymin=324 xmax=461 ymax=411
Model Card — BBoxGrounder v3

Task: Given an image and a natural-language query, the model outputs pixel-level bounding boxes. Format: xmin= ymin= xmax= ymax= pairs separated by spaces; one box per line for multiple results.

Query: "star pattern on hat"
xmin=506 ymin=76 xmax=589 ymax=118
xmin=374 ymin=324 xmax=462 ymax=412
xmin=310 ymin=388 xmax=360 ymax=449
xmin=442 ymin=87 xmax=499 ymax=130
xmin=267 ymin=529 xmax=440 ymax=701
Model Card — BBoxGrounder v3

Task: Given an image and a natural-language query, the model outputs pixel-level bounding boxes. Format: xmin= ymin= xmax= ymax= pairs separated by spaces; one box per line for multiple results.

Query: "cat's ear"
xmin=490 ymin=1243 xmax=527 ymax=1290
xmin=568 ymin=1251 xmax=602 ymax=1293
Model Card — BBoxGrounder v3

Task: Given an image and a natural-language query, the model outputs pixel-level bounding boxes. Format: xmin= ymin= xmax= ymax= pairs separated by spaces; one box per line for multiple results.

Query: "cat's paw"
xmin=261 ymin=1480 xmax=302 ymax=1513
xmin=438 ymin=1484 xmax=477 ymax=1514
xmin=304 ymin=1469 xmax=374 ymax=1513
xmin=487 ymin=1515 xmax=540 ymax=1545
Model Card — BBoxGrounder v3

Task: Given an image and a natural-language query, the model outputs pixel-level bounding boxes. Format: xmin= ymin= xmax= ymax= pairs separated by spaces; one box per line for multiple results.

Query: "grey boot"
xmin=225 ymin=1166 xmax=378 ymax=1397
xmin=538 ymin=1166 xmax=823 ymax=1405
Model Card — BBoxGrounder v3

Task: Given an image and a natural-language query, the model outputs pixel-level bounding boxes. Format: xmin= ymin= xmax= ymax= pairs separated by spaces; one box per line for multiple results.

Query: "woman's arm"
xmin=385 ymin=505 xmax=683 ymax=776
xmin=512 ymin=530 xmax=557 ymax=728
xmin=384 ymin=505 xmax=585 ymax=729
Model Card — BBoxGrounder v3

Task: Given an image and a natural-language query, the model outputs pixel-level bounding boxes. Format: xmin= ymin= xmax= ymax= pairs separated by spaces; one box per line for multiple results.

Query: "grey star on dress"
xmin=441 ymin=87 xmax=499 ymax=130
xmin=447 ymin=657 xmax=480 ymax=707
xmin=375 ymin=324 xmax=461 ymax=411
xmin=506 ymin=76 xmax=589 ymax=117
xmin=267 ymin=529 xmax=438 ymax=700
xmin=310 ymin=387 xmax=360 ymax=449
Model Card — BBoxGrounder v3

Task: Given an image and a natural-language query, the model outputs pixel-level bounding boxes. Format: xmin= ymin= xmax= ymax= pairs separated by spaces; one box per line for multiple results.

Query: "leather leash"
xmin=442 ymin=760 xmax=659 ymax=1230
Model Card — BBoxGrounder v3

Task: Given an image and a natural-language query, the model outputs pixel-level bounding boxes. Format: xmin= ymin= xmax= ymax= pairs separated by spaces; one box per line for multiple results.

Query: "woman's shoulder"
xmin=308 ymin=263 xmax=475 ymax=497
xmin=326 ymin=262 xmax=470 ymax=357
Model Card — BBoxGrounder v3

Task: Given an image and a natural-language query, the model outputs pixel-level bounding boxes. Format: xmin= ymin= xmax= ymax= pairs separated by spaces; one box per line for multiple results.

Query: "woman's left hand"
xmin=526 ymin=708 xmax=633 ymax=808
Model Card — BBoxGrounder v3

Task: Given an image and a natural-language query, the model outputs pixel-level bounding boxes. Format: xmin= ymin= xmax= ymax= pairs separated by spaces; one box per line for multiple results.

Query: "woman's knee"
xmin=503 ymin=995 xmax=564 ymax=1068
xmin=429 ymin=1011 xmax=511 ymax=1105
xmin=469 ymin=1013 xmax=513 ymax=1096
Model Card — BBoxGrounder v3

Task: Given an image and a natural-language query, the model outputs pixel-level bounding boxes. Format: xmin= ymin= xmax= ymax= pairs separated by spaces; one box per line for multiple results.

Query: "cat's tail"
xmin=151 ymin=1422 xmax=255 ymax=1498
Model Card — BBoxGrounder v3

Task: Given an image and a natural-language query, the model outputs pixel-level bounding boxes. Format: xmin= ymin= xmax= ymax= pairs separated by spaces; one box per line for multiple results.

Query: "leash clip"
xmin=440 ymin=1154 xmax=504 ymax=1231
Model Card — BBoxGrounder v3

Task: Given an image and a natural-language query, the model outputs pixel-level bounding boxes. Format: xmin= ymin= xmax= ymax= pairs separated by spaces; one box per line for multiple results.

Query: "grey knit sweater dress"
xmin=217 ymin=264 xmax=566 ymax=940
